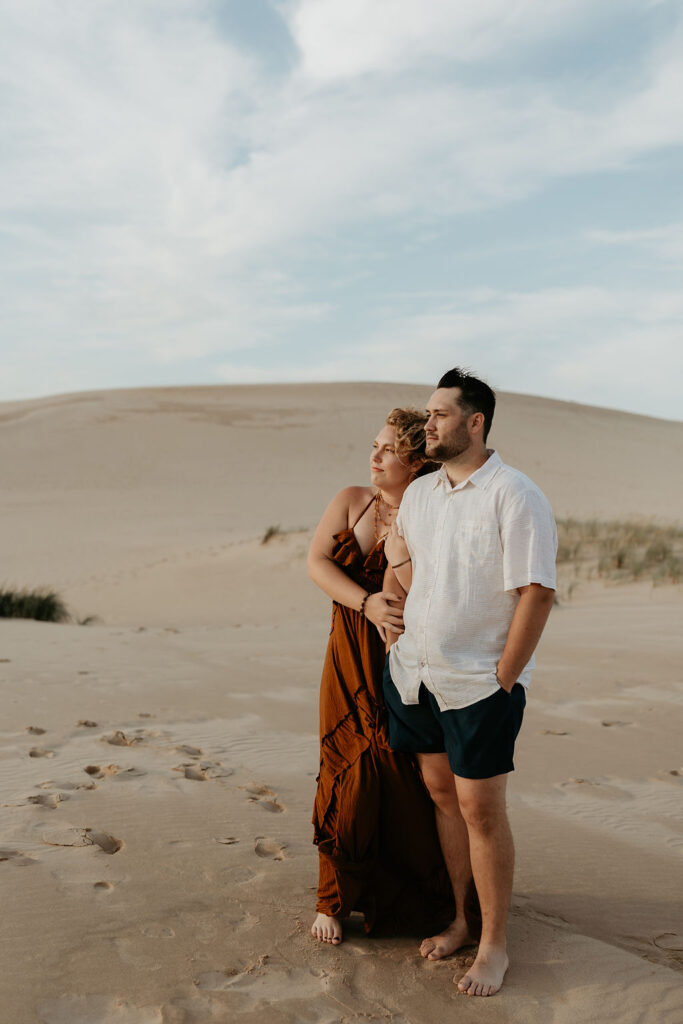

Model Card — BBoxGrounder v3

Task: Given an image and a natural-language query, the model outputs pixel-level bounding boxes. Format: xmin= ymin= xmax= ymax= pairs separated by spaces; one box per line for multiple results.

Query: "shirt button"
xmin=420 ymin=660 xmax=426 ymax=668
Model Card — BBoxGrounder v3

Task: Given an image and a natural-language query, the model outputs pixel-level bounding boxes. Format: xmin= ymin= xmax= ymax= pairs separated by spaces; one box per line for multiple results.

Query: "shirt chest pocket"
xmin=454 ymin=519 xmax=501 ymax=564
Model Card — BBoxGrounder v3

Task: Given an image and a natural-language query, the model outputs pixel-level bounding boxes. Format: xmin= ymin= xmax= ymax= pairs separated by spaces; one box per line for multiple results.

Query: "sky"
xmin=1 ymin=0 xmax=682 ymax=419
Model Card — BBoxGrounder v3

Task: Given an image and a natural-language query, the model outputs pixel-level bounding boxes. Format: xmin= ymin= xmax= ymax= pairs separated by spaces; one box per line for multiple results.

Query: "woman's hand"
xmin=363 ymin=590 xmax=405 ymax=643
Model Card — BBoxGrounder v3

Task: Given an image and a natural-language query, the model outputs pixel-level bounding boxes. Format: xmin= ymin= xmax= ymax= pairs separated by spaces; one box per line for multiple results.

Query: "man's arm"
xmin=495 ymin=583 xmax=555 ymax=692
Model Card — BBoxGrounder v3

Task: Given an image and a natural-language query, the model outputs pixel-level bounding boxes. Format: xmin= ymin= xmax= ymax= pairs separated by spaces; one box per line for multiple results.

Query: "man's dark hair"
xmin=437 ymin=367 xmax=496 ymax=442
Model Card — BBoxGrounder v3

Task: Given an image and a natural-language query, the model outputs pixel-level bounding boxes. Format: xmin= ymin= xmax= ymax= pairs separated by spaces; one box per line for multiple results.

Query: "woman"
xmin=307 ymin=408 xmax=454 ymax=944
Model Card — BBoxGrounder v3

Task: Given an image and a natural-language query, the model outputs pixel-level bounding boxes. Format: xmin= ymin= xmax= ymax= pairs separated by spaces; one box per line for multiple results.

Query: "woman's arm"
xmin=381 ymin=564 xmax=406 ymax=650
xmin=308 ymin=488 xmax=405 ymax=635
xmin=307 ymin=487 xmax=368 ymax=609
xmin=384 ymin=525 xmax=412 ymax=592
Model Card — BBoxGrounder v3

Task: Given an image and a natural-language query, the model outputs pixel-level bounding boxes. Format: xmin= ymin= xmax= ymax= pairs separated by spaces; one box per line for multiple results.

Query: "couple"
xmin=307 ymin=368 xmax=557 ymax=998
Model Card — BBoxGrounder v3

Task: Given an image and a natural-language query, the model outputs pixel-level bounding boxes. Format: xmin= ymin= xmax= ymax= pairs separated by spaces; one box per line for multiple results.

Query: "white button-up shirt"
xmin=389 ymin=451 xmax=557 ymax=711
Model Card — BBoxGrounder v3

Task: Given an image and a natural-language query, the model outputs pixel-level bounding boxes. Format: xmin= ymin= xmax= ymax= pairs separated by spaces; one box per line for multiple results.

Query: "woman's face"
xmin=370 ymin=424 xmax=418 ymax=491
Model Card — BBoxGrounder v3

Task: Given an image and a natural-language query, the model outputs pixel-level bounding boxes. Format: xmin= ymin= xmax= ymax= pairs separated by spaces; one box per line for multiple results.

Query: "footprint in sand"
xmin=178 ymin=764 xmax=208 ymax=781
xmin=215 ymin=836 xmax=239 ymax=846
xmin=77 ymin=720 xmax=98 ymax=728
xmin=110 ymin=767 xmax=147 ymax=781
xmin=656 ymin=768 xmax=683 ymax=783
xmin=202 ymin=761 xmax=234 ymax=779
xmin=0 ymin=848 xmax=37 ymax=866
xmin=26 ymin=725 xmax=46 ymax=735
xmin=195 ymin=963 xmax=328 ymax=1001
xmin=102 ymin=730 xmax=142 ymax=747
xmin=513 ymin=899 xmax=570 ymax=929
xmin=93 ymin=880 xmax=114 ymax=892
xmin=601 ymin=720 xmax=633 ymax=728
xmin=48 ymin=778 xmax=98 ymax=792
xmin=559 ymin=777 xmax=632 ymax=800
xmin=541 ymin=729 xmax=570 ymax=736
xmin=195 ymin=967 xmax=242 ymax=989
xmin=653 ymin=933 xmax=683 ymax=952
xmin=174 ymin=760 xmax=234 ymax=782
xmin=85 ymin=829 xmax=124 ymax=855
xmin=41 ymin=827 xmax=92 ymax=849
xmin=84 ymin=764 xmax=120 ymax=780
xmin=41 ymin=827 xmax=123 ymax=854
xmin=83 ymin=761 xmax=145 ymax=782
xmin=244 ymin=783 xmax=285 ymax=813
xmin=36 ymin=994 xmax=162 ymax=1023
xmin=28 ymin=792 xmax=68 ymax=810
xmin=29 ymin=747 xmax=55 ymax=758
xmin=254 ymin=837 xmax=287 ymax=860
xmin=176 ymin=744 xmax=203 ymax=757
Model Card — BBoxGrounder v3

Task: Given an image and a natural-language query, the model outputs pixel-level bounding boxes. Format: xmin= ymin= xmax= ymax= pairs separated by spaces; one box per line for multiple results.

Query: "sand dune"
xmin=1 ymin=384 xmax=682 ymax=1023
xmin=1 ymin=383 xmax=680 ymax=625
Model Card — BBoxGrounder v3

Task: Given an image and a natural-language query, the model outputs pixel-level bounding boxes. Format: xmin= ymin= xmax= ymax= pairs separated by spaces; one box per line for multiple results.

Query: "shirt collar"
xmin=432 ymin=450 xmax=503 ymax=492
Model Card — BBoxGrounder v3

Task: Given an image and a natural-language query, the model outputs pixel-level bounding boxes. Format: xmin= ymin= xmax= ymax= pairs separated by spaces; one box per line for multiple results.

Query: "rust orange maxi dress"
xmin=312 ymin=501 xmax=467 ymax=935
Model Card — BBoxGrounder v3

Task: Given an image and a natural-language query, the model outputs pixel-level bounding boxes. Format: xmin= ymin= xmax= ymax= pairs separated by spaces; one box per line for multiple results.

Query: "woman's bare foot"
xmin=420 ymin=918 xmax=475 ymax=960
xmin=311 ymin=912 xmax=342 ymax=945
xmin=456 ymin=945 xmax=509 ymax=996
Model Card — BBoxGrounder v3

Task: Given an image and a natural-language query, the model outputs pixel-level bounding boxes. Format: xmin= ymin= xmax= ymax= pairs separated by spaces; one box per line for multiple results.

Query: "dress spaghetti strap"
xmin=351 ymin=492 xmax=376 ymax=530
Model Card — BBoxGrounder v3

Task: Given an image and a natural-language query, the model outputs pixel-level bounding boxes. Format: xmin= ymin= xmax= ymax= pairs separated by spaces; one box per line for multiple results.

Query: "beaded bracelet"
xmin=359 ymin=592 xmax=370 ymax=616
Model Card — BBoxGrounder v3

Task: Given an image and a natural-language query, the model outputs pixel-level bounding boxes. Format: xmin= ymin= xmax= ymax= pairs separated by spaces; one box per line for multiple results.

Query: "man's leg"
xmin=453 ymin=773 xmax=512 ymax=996
xmin=417 ymin=753 xmax=477 ymax=960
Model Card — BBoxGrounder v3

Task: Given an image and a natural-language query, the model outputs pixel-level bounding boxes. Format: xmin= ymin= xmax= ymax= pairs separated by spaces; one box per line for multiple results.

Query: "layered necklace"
xmin=374 ymin=489 xmax=399 ymax=541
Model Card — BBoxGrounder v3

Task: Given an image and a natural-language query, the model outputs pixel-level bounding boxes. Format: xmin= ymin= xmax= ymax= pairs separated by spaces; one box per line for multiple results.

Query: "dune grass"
xmin=0 ymin=587 xmax=71 ymax=623
xmin=556 ymin=519 xmax=683 ymax=586
xmin=261 ymin=524 xmax=282 ymax=544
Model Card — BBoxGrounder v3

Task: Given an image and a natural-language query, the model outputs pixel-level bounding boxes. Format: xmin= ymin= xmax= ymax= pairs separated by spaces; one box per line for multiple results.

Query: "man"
xmin=383 ymin=367 xmax=557 ymax=997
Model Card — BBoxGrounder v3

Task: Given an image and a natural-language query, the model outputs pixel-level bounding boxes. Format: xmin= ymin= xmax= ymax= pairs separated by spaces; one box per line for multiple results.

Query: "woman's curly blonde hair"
xmin=385 ymin=407 xmax=440 ymax=477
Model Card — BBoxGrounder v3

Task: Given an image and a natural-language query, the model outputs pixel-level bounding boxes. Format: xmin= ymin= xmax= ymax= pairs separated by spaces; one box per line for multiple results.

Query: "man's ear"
xmin=469 ymin=411 xmax=485 ymax=436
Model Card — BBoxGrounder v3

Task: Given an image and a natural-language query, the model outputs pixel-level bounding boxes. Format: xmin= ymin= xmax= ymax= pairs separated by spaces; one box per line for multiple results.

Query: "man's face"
xmin=425 ymin=388 xmax=472 ymax=462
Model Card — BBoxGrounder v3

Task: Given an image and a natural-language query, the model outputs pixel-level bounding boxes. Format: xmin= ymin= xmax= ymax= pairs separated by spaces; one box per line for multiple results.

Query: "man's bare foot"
xmin=311 ymin=912 xmax=342 ymax=945
xmin=420 ymin=918 xmax=475 ymax=960
xmin=456 ymin=945 xmax=509 ymax=996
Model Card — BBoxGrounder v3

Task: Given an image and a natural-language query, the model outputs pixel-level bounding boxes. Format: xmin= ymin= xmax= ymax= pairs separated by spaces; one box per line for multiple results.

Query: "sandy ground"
xmin=1 ymin=384 xmax=682 ymax=1023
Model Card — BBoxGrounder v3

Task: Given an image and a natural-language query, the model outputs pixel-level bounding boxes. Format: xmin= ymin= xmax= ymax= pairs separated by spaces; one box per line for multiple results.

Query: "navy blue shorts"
xmin=383 ymin=656 xmax=526 ymax=780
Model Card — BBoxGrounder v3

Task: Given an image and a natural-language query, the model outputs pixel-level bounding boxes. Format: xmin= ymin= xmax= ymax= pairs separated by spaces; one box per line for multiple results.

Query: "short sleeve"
xmin=395 ymin=505 xmax=406 ymax=539
xmin=500 ymin=486 xmax=557 ymax=592
xmin=396 ymin=479 xmax=417 ymax=539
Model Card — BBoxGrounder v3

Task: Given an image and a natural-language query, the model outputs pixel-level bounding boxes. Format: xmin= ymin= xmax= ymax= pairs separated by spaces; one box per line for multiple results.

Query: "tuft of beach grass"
xmin=556 ymin=519 xmax=682 ymax=590
xmin=0 ymin=587 xmax=71 ymax=623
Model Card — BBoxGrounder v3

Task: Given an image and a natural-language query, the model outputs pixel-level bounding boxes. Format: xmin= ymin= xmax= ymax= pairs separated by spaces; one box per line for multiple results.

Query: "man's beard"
xmin=426 ymin=424 xmax=471 ymax=463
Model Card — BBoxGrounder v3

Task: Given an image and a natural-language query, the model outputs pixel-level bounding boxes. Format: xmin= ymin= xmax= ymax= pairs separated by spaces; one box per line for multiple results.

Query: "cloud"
xmin=213 ymin=282 xmax=683 ymax=419
xmin=286 ymin=0 xmax=601 ymax=79
xmin=586 ymin=223 xmax=683 ymax=264
xmin=0 ymin=0 xmax=682 ymax=414
xmin=333 ymin=286 xmax=683 ymax=418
